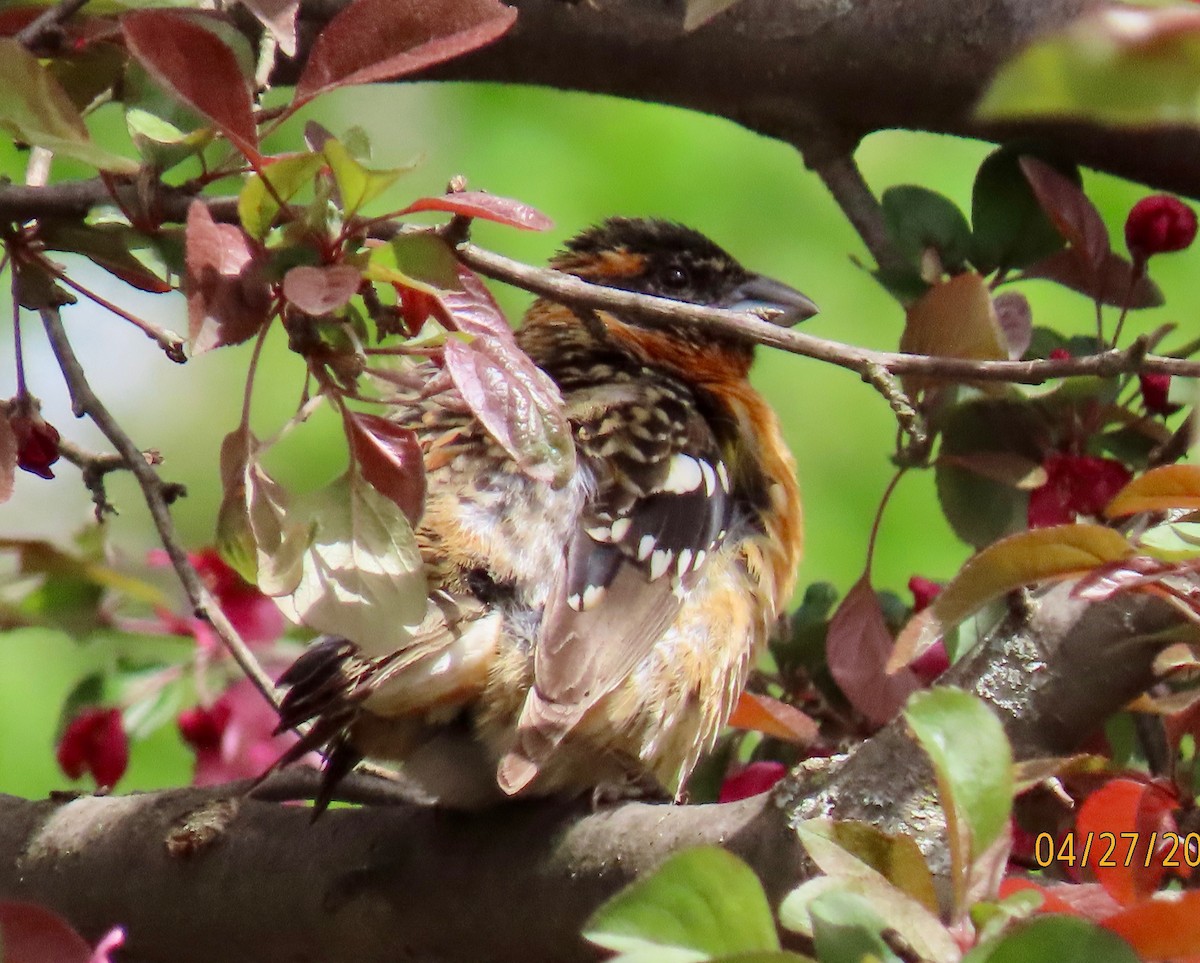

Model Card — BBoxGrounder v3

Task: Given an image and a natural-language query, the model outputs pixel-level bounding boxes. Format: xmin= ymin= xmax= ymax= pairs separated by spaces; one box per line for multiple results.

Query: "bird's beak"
xmin=719 ymin=274 xmax=818 ymax=326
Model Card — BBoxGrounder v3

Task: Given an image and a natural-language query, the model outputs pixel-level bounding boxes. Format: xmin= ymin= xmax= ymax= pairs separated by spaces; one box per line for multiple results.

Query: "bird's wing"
xmin=498 ymin=376 xmax=734 ymax=793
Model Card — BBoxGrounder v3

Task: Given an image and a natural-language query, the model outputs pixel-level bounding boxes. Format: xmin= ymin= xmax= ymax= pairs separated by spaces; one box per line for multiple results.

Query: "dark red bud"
xmin=8 ymin=406 xmax=60 ymax=479
xmin=907 ymin=576 xmax=943 ymax=613
xmin=1125 ymin=195 xmax=1197 ymax=260
xmin=177 ymin=701 xmax=233 ymax=753
xmin=56 ymin=707 xmax=129 ymax=789
xmin=717 ymin=761 xmax=787 ymax=803
xmin=1028 ymin=453 xmax=1132 ymax=528
xmin=1048 ymin=348 xmax=1072 ymax=361
xmin=1139 ymin=372 xmax=1180 ymax=417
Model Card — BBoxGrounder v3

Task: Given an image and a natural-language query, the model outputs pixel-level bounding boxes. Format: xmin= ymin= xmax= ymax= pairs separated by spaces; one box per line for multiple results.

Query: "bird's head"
xmin=544 ymin=217 xmax=817 ymax=379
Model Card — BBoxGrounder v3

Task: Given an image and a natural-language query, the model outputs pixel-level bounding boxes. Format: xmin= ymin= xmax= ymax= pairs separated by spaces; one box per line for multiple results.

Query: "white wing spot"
xmin=693 ymin=549 xmax=707 ymax=570
xmin=699 ymin=460 xmax=716 ymax=495
xmin=609 ymin=516 xmax=632 ymax=542
xmin=677 ymin=548 xmax=694 ymax=574
xmin=637 ymin=533 xmax=656 ymax=561
xmin=662 ymin=454 xmax=703 ymax=494
xmin=586 ymin=525 xmax=612 ymax=542
xmin=581 ymin=584 xmax=605 ymax=609
xmin=716 ymin=462 xmax=730 ymax=491
xmin=649 ymin=549 xmax=672 ymax=581
xmin=567 ymin=593 xmax=583 ymax=611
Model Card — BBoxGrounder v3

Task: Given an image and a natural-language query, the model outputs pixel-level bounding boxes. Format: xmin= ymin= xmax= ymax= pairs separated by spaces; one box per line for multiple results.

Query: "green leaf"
xmin=273 ymin=472 xmax=427 ymax=648
xmin=978 ymin=7 xmax=1200 ymax=128
xmin=883 ymin=185 xmax=972 ymax=273
xmin=0 ymin=38 xmax=137 ymax=173
xmin=970 ymin=147 xmax=1067 ymax=274
xmin=808 ymin=891 xmax=904 ymax=963
xmin=584 ymin=847 xmax=780 ymax=960
xmin=788 ymin=821 xmax=956 ymax=962
xmin=963 ymin=916 xmax=1138 ymax=963
xmin=124 ymin=61 xmax=214 ymax=171
xmin=322 ymin=138 xmax=413 ymax=216
xmin=390 ymin=233 xmax=462 ymax=290
xmin=238 ymin=152 xmax=325 ymax=239
xmin=905 ymin=688 xmax=1013 ymax=912
xmin=1138 ymin=521 xmax=1200 ymax=561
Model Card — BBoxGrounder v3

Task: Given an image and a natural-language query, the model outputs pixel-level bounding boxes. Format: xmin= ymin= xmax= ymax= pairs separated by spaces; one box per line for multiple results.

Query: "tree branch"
xmin=37 ymin=307 xmax=281 ymax=712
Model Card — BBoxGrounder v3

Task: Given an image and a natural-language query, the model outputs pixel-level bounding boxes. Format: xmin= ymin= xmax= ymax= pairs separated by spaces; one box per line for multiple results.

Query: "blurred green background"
xmin=1 ymin=82 xmax=1196 ymax=797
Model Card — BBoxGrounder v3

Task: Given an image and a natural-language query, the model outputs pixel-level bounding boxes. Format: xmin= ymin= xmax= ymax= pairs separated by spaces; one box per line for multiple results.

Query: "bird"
xmin=274 ymin=217 xmax=815 ymax=810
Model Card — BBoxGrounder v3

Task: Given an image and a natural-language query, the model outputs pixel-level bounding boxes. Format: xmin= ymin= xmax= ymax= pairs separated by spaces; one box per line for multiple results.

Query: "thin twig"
xmin=13 ymin=0 xmax=91 ymax=48
xmin=808 ymin=150 xmax=908 ymax=276
xmin=455 ymin=243 xmax=1200 ymax=383
xmin=54 ymin=436 xmax=150 ymax=519
xmin=38 ymin=307 xmax=282 ymax=711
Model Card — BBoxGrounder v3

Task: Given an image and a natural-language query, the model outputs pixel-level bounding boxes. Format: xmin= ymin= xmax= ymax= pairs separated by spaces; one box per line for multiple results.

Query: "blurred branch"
xmin=37 ymin=306 xmax=281 ymax=711
xmin=14 ymin=0 xmax=91 ymax=49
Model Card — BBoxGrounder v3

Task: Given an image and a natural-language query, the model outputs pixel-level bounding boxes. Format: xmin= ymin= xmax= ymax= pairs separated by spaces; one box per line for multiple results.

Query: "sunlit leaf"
xmin=826 ymin=575 xmax=919 ymax=727
xmin=1105 ymin=464 xmax=1200 ymax=517
xmin=322 ymin=138 xmax=413 ymax=215
xmin=273 ymin=473 xmax=426 ymax=649
xmin=727 ymin=691 xmax=818 ymax=745
xmin=185 ymin=201 xmax=272 ymax=354
xmin=900 ymin=273 xmax=1008 ymax=392
xmin=977 ymin=7 xmax=1200 ymax=130
xmin=584 ymin=847 xmax=780 ymax=959
xmin=787 ymin=821 xmax=955 ymax=962
xmin=807 ymin=890 xmax=903 ymax=963
xmin=1138 ymin=521 xmax=1200 ymax=561
xmin=295 ymin=0 xmax=517 ymax=105
xmin=122 ymin=10 xmax=260 ymax=163
xmin=238 ymin=152 xmax=324 ymax=239
xmin=343 ymin=408 xmax=425 ymax=524
xmin=897 ymin=524 xmax=1136 ymax=663
xmin=443 ymin=334 xmax=576 ymax=487
xmin=437 ymin=264 xmax=513 ymax=339
xmin=282 ymin=264 xmax=361 ymax=315
xmin=0 ymin=38 xmax=138 ymax=173
xmin=400 ymin=191 xmax=553 ymax=231
xmin=905 ymin=688 xmax=1013 ymax=914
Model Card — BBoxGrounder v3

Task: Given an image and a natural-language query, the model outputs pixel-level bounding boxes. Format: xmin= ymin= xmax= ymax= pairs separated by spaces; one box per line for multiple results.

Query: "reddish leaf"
xmin=0 ymin=414 xmax=15 ymax=504
xmin=343 ymin=409 xmax=426 ymax=524
xmin=443 ymin=334 xmax=575 ymax=487
xmin=1072 ymin=557 xmax=1170 ymax=602
xmin=401 ymin=190 xmax=553 ymax=231
xmin=826 ymin=575 xmax=920 ymax=727
xmin=437 ymin=264 xmax=512 ymax=339
xmin=185 ymin=201 xmax=271 ymax=355
xmin=122 ymin=10 xmax=260 ymax=163
xmin=1075 ymin=777 xmax=1181 ymax=904
xmin=1020 ymin=157 xmax=1109 ymax=270
xmin=1021 ymin=249 xmax=1164 ymax=308
xmin=40 ymin=222 xmax=171 ymax=294
xmin=1105 ymin=891 xmax=1200 ymax=960
xmin=282 ymin=264 xmax=361 ymax=315
xmin=718 ymin=761 xmax=787 ymax=803
xmin=727 ymin=691 xmax=818 ymax=744
xmin=997 ymin=878 xmax=1123 ymax=922
xmin=295 ymin=0 xmax=517 ymax=106
xmin=1106 ymin=464 xmax=1200 ymax=518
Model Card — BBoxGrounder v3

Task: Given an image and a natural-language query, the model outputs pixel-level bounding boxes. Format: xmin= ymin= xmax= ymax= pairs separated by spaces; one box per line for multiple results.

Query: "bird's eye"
xmin=661 ymin=265 xmax=690 ymax=290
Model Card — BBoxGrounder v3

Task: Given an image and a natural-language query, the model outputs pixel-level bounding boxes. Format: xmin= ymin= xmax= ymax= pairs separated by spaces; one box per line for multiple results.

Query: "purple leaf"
xmin=343 ymin=409 xmax=426 ymax=524
xmin=993 ymin=290 xmax=1032 ymax=359
xmin=239 ymin=0 xmax=299 ymax=56
xmin=122 ymin=10 xmax=260 ymax=163
xmin=826 ymin=575 xmax=920 ymax=727
xmin=437 ymin=265 xmax=512 ymax=339
xmin=282 ymin=264 xmax=361 ymax=315
xmin=443 ymin=334 xmax=575 ymax=487
xmin=402 ymin=191 xmax=553 ymax=231
xmin=185 ymin=201 xmax=271 ymax=354
xmin=295 ymin=0 xmax=517 ymax=106
xmin=1020 ymin=249 xmax=1164 ymax=309
xmin=1019 ymin=157 xmax=1109 ymax=270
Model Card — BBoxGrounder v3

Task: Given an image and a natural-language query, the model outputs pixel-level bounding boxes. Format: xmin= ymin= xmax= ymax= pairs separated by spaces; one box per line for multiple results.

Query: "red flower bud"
xmin=907 ymin=576 xmax=943 ymax=613
xmin=7 ymin=400 xmax=60 ymax=479
xmin=717 ymin=761 xmax=787 ymax=803
xmin=177 ymin=701 xmax=233 ymax=753
xmin=1028 ymin=453 xmax=1132 ymax=528
xmin=1125 ymin=195 xmax=1197 ymax=261
xmin=1139 ymin=372 xmax=1180 ymax=416
xmin=910 ymin=639 xmax=951 ymax=685
xmin=56 ymin=707 xmax=129 ymax=789
xmin=1048 ymin=348 xmax=1072 ymax=361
